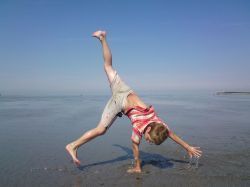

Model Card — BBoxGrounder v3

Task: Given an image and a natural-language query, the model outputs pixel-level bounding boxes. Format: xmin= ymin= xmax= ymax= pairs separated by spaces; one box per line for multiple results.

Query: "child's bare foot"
xmin=127 ymin=167 xmax=142 ymax=173
xmin=92 ymin=30 xmax=106 ymax=40
xmin=65 ymin=143 xmax=81 ymax=166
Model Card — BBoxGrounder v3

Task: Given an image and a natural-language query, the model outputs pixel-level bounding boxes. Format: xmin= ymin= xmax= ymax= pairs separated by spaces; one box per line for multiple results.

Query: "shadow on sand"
xmin=77 ymin=144 xmax=188 ymax=171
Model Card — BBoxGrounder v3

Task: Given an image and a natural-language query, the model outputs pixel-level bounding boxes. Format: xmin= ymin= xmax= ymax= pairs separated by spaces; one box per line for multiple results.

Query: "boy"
xmin=66 ymin=30 xmax=202 ymax=173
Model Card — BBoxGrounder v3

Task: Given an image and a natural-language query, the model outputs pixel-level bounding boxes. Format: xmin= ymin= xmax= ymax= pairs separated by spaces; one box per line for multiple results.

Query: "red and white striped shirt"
xmin=125 ymin=105 xmax=170 ymax=144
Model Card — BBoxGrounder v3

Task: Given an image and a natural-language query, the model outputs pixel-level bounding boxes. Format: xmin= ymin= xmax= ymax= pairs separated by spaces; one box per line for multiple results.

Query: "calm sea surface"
xmin=0 ymin=92 xmax=250 ymax=186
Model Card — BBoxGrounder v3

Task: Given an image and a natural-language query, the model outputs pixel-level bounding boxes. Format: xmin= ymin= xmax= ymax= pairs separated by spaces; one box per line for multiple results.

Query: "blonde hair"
xmin=147 ymin=122 xmax=169 ymax=145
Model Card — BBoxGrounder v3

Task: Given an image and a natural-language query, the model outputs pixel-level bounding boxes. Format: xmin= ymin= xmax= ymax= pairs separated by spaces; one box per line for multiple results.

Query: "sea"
xmin=0 ymin=91 xmax=250 ymax=186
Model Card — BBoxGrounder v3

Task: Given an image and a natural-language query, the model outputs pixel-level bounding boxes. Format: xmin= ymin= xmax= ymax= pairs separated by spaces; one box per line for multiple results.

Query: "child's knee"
xmin=96 ymin=126 xmax=107 ymax=135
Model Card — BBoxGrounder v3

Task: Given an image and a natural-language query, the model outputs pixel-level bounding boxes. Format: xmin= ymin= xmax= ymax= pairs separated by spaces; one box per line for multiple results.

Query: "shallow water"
xmin=0 ymin=92 xmax=250 ymax=186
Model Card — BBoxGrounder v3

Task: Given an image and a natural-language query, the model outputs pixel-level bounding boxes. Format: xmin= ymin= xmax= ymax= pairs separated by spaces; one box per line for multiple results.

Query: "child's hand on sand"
xmin=187 ymin=146 xmax=202 ymax=158
xmin=127 ymin=167 xmax=142 ymax=173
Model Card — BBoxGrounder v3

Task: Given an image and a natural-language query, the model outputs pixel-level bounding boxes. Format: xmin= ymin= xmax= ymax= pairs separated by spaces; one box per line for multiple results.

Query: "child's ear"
xmin=146 ymin=126 xmax=151 ymax=133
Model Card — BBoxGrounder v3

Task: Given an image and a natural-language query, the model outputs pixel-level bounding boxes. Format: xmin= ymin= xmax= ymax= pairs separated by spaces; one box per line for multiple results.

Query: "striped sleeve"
xmin=131 ymin=128 xmax=142 ymax=144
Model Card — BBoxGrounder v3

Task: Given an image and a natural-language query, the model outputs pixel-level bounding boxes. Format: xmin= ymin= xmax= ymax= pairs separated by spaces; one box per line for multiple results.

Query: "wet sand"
xmin=0 ymin=92 xmax=250 ymax=186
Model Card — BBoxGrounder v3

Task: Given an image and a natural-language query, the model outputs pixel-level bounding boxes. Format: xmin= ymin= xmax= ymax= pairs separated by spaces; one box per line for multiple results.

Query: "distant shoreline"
xmin=216 ymin=91 xmax=250 ymax=95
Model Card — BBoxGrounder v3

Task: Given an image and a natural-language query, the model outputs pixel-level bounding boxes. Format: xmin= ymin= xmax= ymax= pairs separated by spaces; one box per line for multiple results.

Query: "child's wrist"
xmin=134 ymin=157 xmax=141 ymax=162
xmin=185 ymin=145 xmax=190 ymax=151
xmin=134 ymin=157 xmax=141 ymax=165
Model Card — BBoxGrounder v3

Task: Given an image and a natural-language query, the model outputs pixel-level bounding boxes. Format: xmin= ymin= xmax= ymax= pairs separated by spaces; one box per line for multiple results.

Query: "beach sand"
xmin=0 ymin=92 xmax=250 ymax=186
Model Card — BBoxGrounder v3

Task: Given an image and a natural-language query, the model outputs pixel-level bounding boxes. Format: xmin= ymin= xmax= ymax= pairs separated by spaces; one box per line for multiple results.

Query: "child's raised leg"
xmin=92 ymin=30 xmax=116 ymax=84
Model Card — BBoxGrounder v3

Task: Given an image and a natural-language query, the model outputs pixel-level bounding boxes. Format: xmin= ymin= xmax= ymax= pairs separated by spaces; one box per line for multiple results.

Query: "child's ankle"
xmin=69 ymin=142 xmax=78 ymax=150
xmin=100 ymin=35 xmax=106 ymax=41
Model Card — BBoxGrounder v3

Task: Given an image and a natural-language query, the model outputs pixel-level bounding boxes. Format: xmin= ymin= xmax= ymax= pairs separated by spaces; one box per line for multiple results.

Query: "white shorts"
xmin=100 ymin=71 xmax=133 ymax=129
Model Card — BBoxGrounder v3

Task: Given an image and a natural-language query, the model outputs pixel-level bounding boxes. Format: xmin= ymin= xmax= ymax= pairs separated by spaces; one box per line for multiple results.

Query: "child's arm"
xmin=127 ymin=142 xmax=142 ymax=173
xmin=169 ymin=132 xmax=202 ymax=158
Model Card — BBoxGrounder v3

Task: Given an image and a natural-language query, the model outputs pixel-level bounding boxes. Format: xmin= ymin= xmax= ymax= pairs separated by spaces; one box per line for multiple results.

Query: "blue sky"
xmin=0 ymin=0 xmax=250 ymax=95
